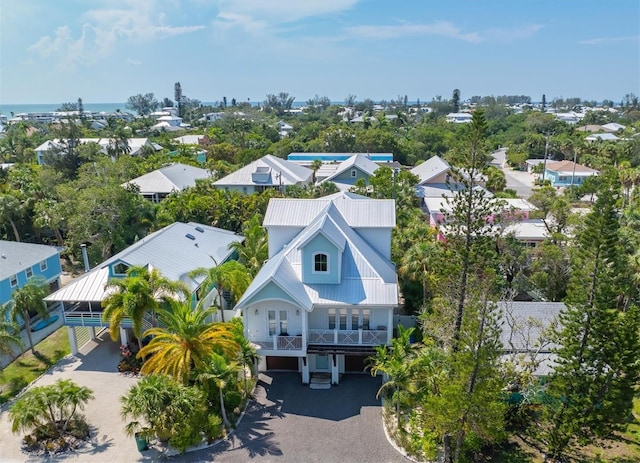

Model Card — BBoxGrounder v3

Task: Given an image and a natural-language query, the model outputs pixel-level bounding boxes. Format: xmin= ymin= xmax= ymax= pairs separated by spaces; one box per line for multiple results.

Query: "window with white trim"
xmin=40 ymin=260 xmax=47 ymax=271
xmin=26 ymin=267 xmax=33 ymax=278
xmin=10 ymin=274 xmax=18 ymax=287
xmin=328 ymin=308 xmax=336 ymax=330
xmin=351 ymin=169 xmax=357 ymax=178
xmin=313 ymin=253 xmax=328 ymax=273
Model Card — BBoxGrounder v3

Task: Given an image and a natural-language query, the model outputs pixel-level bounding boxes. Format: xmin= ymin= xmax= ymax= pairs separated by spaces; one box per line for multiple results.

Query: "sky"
xmin=0 ymin=0 xmax=638 ymax=105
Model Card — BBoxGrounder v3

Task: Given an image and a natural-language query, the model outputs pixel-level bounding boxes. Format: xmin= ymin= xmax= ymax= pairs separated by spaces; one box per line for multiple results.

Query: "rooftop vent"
xmin=185 ymin=233 xmax=196 ymax=240
xmin=195 ymin=226 xmax=204 ymax=233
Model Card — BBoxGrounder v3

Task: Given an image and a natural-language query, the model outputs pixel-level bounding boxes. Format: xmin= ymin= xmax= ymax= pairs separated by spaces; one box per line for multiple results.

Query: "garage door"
xmin=345 ymin=355 xmax=369 ymax=373
xmin=266 ymin=356 xmax=299 ymax=371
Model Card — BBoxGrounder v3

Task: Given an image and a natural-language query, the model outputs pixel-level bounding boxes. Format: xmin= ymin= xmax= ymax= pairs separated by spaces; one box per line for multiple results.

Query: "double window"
xmin=328 ymin=308 xmax=370 ymax=330
xmin=313 ymin=253 xmax=328 ymax=273
xmin=26 ymin=267 xmax=33 ymax=278
xmin=39 ymin=260 xmax=47 ymax=271
xmin=10 ymin=274 xmax=18 ymax=287
xmin=268 ymin=310 xmax=288 ymax=336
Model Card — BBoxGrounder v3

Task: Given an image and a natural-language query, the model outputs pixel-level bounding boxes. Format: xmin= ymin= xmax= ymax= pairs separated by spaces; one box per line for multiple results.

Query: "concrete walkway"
xmin=0 ymin=330 xmax=149 ymax=463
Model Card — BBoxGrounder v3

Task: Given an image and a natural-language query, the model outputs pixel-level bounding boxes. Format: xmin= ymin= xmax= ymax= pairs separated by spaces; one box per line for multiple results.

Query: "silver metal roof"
xmin=213 ymin=155 xmax=312 ymax=187
xmin=123 ymin=163 xmax=211 ymax=195
xmin=410 ymin=155 xmax=451 ymax=184
xmin=321 ymin=154 xmax=380 ymax=183
xmin=0 ymin=241 xmax=61 ymax=281
xmin=45 ymin=222 xmax=242 ymax=302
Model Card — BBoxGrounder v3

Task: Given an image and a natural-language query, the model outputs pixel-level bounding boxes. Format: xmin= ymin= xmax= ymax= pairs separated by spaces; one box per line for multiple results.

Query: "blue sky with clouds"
xmin=1 ymin=0 xmax=638 ymax=104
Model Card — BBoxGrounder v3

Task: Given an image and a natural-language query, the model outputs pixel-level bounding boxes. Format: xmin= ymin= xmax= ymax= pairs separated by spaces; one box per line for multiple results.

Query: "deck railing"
xmin=308 ymin=329 xmax=387 ymax=346
xmin=63 ymin=311 xmax=153 ymax=331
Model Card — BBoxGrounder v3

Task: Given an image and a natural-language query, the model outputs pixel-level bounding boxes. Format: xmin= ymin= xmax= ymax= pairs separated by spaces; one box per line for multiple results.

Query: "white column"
xmin=302 ymin=357 xmax=310 ymax=384
xmin=331 ymin=354 xmax=339 ymax=385
xmin=89 ymin=326 xmax=96 ymax=340
xmin=387 ymin=309 xmax=393 ymax=344
xmin=301 ymin=310 xmax=307 ymax=351
xmin=67 ymin=327 xmax=78 ymax=355
xmin=120 ymin=327 xmax=128 ymax=346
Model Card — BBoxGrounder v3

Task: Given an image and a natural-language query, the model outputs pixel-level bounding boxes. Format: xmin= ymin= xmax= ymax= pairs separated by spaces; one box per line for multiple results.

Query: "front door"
xmin=316 ymin=354 xmax=329 ymax=370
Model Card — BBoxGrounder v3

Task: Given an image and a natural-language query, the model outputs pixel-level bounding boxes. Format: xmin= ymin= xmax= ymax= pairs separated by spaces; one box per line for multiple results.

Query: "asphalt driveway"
xmin=176 ymin=372 xmax=408 ymax=463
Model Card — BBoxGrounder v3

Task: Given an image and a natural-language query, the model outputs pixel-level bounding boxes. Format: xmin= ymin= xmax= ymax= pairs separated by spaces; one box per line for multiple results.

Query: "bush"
xmin=224 ymin=390 xmax=242 ymax=410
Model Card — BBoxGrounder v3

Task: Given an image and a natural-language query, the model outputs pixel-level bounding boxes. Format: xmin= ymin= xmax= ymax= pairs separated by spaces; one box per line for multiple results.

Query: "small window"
xmin=268 ymin=310 xmax=276 ymax=336
xmin=113 ymin=262 xmax=129 ymax=275
xmin=314 ymin=253 xmax=328 ymax=273
xmin=351 ymin=169 xmax=357 ymax=178
xmin=26 ymin=267 xmax=33 ymax=278
xmin=328 ymin=308 xmax=336 ymax=330
xmin=339 ymin=308 xmax=347 ymax=330
xmin=10 ymin=274 xmax=18 ymax=287
xmin=279 ymin=310 xmax=288 ymax=336
xmin=39 ymin=260 xmax=47 ymax=271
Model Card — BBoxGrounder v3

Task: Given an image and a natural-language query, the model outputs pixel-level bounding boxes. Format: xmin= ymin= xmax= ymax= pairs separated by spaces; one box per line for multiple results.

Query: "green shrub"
xmin=224 ymin=390 xmax=242 ymax=410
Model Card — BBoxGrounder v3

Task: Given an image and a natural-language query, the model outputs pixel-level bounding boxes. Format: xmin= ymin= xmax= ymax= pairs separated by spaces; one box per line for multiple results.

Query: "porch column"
xmin=89 ymin=326 xmax=96 ymax=340
xmin=387 ymin=309 xmax=393 ymax=344
xmin=301 ymin=357 xmax=310 ymax=384
xmin=301 ymin=310 xmax=307 ymax=351
xmin=331 ymin=354 xmax=339 ymax=385
xmin=120 ymin=327 xmax=128 ymax=346
xmin=67 ymin=327 xmax=78 ymax=355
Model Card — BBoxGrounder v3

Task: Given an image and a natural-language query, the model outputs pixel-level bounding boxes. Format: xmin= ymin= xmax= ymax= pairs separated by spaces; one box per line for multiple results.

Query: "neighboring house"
xmin=277 ymin=121 xmax=294 ymax=138
xmin=122 ymin=163 xmax=212 ymax=203
xmin=151 ymin=114 xmax=189 ymax=132
xmin=236 ymin=193 xmax=398 ymax=386
xmin=501 ymin=219 xmax=550 ymax=247
xmin=0 ymin=240 xmax=63 ymax=306
xmin=35 ymin=138 xmax=160 ymax=164
xmin=601 ymin=122 xmax=626 ymax=132
xmin=525 ymin=159 xmax=545 ymax=174
xmin=499 ymin=301 xmax=564 ymax=377
xmin=288 ymin=152 xmax=394 ymax=163
xmin=585 ymin=133 xmax=619 ymax=142
xmin=213 ymin=154 xmax=313 ymax=193
xmin=44 ymin=222 xmax=243 ymax=354
xmin=318 ymin=154 xmax=380 ymax=190
xmin=173 ymin=134 xmax=206 ymax=145
xmin=544 ymin=160 xmax=598 ymax=187
xmin=554 ymin=112 xmax=581 ymax=124
xmin=446 ymin=112 xmax=473 ymax=123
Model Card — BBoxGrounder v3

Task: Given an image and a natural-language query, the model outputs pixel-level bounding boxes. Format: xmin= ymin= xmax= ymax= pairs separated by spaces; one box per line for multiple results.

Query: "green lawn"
xmin=0 ymin=327 xmax=70 ymax=404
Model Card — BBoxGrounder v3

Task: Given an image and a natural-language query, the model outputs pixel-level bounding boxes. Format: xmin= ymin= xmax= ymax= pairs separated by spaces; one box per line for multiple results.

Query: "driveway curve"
xmin=175 ymin=372 xmax=408 ymax=463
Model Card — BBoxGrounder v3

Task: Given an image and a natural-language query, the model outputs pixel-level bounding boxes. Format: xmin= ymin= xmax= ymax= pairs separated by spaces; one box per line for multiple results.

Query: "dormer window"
xmin=313 ymin=253 xmax=328 ymax=273
xmin=113 ymin=262 xmax=130 ymax=276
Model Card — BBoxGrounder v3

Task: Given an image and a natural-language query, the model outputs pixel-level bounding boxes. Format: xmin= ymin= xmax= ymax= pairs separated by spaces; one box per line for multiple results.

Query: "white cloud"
xmin=27 ymin=1 xmax=206 ymax=70
xmin=578 ymin=35 xmax=640 ymax=45
xmin=213 ymin=0 xmax=358 ymax=24
xmin=345 ymin=21 xmax=542 ymax=44
xmin=127 ymin=57 xmax=142 ymax=66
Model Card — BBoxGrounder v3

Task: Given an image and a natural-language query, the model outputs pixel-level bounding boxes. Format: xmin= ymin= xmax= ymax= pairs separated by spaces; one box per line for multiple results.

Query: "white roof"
xmin=264 ymin=197 xmax=395 ymax=228
xmin=213 ymin=155 xmax=312 ymax=187
xmin=35 ymin=138 xmax=155 ymax=156
xmin=502 ymin=198 xmax=537 ymax=212
xmin=173 ymin=135 xmax=205 ymax=145
xmin=501 ymin=219 xmax=549 ymax=241
xmin=410 ymin=156 xmax=451 ymax=184
xmin=0 ymin=241 xmax=60 ymax=281
xmin=601 ymin=122 xmax=625 ymax=132
xmin=123 ymin=163 xmax=211 ymax=195
xmin=321 ymin=154 xmax=379 ymax=183
xmin=585 ymin=133 xmax=619 ymax=141
xmin=236 ymin=200 xmax=398 ymax=310
xmin=45 ymin=222 xmax=242 ymax=302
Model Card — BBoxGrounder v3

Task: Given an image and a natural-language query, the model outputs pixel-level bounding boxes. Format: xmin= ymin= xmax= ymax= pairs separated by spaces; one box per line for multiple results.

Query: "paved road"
xmin=176 ymin=372 xmax=408 ymax=463
xmin=491 ymin=148 xmax=535 ymax=198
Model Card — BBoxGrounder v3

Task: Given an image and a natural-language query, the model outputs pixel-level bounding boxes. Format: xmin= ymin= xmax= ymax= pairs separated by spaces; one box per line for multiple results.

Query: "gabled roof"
xmin=35 ymin=138 xmax=157 ymax=156
xmin=236 ymin=200 xmax=398 ymax=310
xmin=45 ymin=223 xmax=242 ymax=302
xmin=213 ymin=155 xmax=312 ymax=187
xmin=601 ymin=122 xmax=625 ymax=132
xmin=585 ymin=133 xmax=619 ymax=141
xmin=545 ymin=160 xmax=598 ymax=175
xmin=410 ymin=156 xmax=451 ymax=185
xmin=498 ymin=301 xmax=563 ymax=352
xmin=320 ymin=154 xmax=379 ymax=183
xmin=173 ymin=135 xmax=205 ymax=145
xmin=0 ymin=241 xmax=61 ymax=281
xmin=263 ymin=197 xmax=395 ymax=228
xmin=123 ymin=163 xmax=211 ymax=195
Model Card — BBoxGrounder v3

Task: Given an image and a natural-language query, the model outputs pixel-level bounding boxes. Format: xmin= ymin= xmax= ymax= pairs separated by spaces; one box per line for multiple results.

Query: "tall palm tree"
xmin=137 ymin=300 xmax=239 ymax=384
xmin=310 ymin=159 xmax=323 ymax=183
xmin=399 ymin=241 xmax=441 ymax=303
xmin=189 ymin=259 xmax=252 ymax=322
xmin=230 ymin=318 xmax=258 ymax=395
xmin=228 ymin=216 xmax=268 ymax=277
xmin=3 ymin=277 xmax=48 ymax=354
xmin=102 ymin=265 xmax=189 ymax=348
xmin=195 ymin=352 xmax=240 ymax=428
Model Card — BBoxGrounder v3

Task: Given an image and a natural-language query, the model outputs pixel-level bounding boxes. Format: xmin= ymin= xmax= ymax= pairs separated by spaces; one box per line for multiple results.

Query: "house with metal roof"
xmin=236 ymin=194 xmax=398 ymax=386
xmin=122 ymin=163 xmax=212 ymax=203
xmin=318 ymin=154 xmax=380 ymax=190
xmin=213 ymin=154 xmax=313 ymax=193
xmin=35 ymin=138 xmax=160 ymax=164
xmin=44 ymin=222 xmax=243 ymax=354
xmin=0 ymin=241 xmax=62 ymax=306
xmin=544 ymin=160 xmax=598 ymax=187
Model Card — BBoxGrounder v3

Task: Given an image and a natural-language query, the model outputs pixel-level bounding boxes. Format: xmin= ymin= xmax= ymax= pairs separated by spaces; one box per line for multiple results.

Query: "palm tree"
xmin=101 ymin=265 xmax=189 ymax=348
xmin=9 ymin=379 xmax=93 ymax=438
xmin=3 ymin=277 xmax=48 ymax=354
xmin=310 ymin=159 xmax=323 ymax=183
xmin=0 ymin=315 xmax=23 ymax=360
xmin=230 ymin=318 xmax=258 ymax=394
xmin=399 ymin=241 xmax=441 ymax=303
xmin=137 ymin=300 xmax=239 ymax=384
xmin=195 ymin=352 xmax=240 ymax=428
xmin=0 ymin=193 xmax=23 ymax=241
xmin=189 ymin=259 xmax=252 ymax=322
xmin=228 ymin=216 xmax=268 ymax=277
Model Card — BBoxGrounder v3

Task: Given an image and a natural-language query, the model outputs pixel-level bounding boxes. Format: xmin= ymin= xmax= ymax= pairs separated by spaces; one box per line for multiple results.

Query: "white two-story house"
xmin=236 ymin=192 xmax=399 ymax=385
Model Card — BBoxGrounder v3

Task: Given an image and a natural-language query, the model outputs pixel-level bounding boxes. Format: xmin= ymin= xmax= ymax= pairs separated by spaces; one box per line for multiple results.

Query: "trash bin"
xmin=135 ymin=432 xmax=148 ymax=452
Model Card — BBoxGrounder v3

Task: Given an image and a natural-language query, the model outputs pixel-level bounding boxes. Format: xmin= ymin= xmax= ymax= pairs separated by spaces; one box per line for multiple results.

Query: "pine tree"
xmin=541 ymin=175 xmax=640 ymax=460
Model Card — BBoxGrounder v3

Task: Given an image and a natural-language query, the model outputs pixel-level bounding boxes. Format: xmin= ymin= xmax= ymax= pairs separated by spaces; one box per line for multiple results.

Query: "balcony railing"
xmin=254 ymin=335 xmax=303 ymax=351
xmin=63 ymin=311 xmax=153 ymax=331
xmin=308 ymin=329 xmax=387 ymax=346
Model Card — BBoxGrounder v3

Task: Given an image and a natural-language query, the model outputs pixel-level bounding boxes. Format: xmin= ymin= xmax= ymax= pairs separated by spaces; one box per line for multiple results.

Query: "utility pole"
xmin=541 ymin=133 xmax=550 ymax=183
xmin=570 ymin=149 xmax=577 ymax=188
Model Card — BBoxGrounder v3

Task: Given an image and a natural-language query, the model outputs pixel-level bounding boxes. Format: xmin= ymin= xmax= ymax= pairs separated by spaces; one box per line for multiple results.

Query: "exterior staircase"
xmin=309 ymin=373 xmax=331 ymax=390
